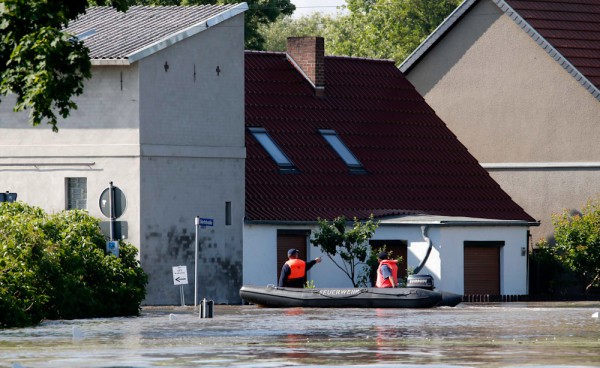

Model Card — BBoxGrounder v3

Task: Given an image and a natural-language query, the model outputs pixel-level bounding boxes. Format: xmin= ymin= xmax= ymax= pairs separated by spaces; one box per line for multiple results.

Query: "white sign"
xmin=172 ymin=266 xmax=188 ymax=285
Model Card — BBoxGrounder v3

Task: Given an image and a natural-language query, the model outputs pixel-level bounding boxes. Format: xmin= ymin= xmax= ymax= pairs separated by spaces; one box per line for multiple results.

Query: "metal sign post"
xmin=194 ymin=216 xmax=214 ymax=307
xmin=194 ymin=216 xmax=199 ymax=307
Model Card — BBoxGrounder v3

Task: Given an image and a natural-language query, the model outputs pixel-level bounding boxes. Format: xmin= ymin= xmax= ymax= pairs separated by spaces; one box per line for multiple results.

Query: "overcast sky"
xmin=291 ymin=0 xmax=347 ymax=17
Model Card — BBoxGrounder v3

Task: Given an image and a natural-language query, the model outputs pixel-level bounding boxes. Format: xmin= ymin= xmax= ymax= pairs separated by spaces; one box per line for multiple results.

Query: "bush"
xmin=0 ymin=202 xmax=147 ymax=328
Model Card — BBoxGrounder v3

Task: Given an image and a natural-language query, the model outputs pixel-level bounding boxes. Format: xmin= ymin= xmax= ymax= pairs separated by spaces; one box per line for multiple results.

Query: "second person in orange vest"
xmin=375 ymin=252 xmax=398 ymax=288
xmin=278 ymin=248 xmax=322 ymax=288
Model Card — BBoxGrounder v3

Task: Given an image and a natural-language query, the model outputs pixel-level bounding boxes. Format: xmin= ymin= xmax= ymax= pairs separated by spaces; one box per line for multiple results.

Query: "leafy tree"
xmin=336 ymin=0 xmax=461 ymax=62
xmin=0 ymin=0 xmax=128 ymax=132
xmin=310 ymin=215 xmax=379 ymax=287
xmin=125 ymin=0 xmax=295 ymax=50
xmin=0 ymin=202 xmax=147 ymax=328
xmin=260 ymin=0 xmax=461 ymax=64
xmin=549 ymin=198 xmax=600 ymax=292
xmin=259 ymin=13 xmax=341 ymax=52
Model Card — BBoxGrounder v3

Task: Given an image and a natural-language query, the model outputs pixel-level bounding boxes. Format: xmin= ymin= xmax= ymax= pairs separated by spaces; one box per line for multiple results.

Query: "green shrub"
xmin=0 ymin=202 xmax=147 ymax=328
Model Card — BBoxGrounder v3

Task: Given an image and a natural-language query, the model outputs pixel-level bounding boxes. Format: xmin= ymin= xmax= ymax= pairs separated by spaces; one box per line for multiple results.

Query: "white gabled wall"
xmin=438 ymin=226 xmax=528 ymax=295
xmin=137 ymin=14 xmax=245 ymax=305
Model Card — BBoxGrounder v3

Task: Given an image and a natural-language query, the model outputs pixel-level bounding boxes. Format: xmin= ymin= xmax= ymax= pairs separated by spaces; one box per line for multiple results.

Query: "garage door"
xmin=464 ymin=241 xmax=503 ymax=295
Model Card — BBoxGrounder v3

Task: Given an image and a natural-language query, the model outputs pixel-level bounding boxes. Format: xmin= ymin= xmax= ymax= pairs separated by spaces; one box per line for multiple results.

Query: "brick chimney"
xmin=286 ymin=37 xmax=325 ymax=97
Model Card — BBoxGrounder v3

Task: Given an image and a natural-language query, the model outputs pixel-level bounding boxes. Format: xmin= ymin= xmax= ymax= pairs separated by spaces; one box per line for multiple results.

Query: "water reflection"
xmin=0 ymin=302 xmax=599 ymax=367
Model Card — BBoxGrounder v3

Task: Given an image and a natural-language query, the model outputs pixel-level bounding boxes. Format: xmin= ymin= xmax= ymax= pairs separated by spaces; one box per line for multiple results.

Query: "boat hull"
xmin=240 ymin=285 xmax=448 ymax=308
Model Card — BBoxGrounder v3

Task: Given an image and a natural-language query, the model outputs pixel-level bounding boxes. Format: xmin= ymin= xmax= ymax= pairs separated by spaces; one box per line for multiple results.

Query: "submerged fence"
xmin=462 ymin=294 xmax=524 ymax=303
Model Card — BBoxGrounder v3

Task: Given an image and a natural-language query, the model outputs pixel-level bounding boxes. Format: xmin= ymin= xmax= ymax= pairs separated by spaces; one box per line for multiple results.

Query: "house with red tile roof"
xmin=243 ymin=37 xmax=538 ymax=296
xmin=401 ymin=0 xmax=600 ymax=243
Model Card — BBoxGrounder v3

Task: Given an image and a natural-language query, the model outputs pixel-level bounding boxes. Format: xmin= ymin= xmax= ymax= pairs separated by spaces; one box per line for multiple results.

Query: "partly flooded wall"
xmin=137 ymin=15 xmax=245 ymax=305
xmin=244 ymin=222 xmax=529 ymax=295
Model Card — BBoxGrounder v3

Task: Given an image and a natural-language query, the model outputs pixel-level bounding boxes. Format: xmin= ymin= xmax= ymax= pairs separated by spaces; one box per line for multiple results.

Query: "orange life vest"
xmin=376 ymin=259 xmax=398 ymax=288
xmin=285 ymin=258 xmax=306 ymax=280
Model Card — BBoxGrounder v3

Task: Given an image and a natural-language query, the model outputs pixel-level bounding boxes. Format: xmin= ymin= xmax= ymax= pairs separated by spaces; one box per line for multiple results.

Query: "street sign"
xmin=99 ymin=186 xmax=127 ymax=219
xmin=106 ymin=240 xmax=119 ymax=257
xmin=172 ymin=266 xmax=188 ymax=285
xmin=199 ymin=218 xmax=214 ymax=227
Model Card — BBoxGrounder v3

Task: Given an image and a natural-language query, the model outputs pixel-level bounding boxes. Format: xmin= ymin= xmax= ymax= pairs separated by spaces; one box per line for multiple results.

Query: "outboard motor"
xmin=407 ymin=274 xmax=435 ymax=290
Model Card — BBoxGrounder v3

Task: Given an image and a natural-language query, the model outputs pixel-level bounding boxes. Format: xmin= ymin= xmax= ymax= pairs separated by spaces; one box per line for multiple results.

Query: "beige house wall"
xmin=405 ymin=0 xmax=600 ymax=241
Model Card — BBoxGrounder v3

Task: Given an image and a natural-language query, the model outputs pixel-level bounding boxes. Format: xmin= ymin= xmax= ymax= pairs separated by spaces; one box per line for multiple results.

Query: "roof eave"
xmin=400 ymin=0 xmax=600 ymax=102
xmin=492 ymin=0 xmax=600 ymax=101
xmin=93 ymin=2 xmax=249 ymax=65
xmin=399 ymin=0 xmax=478 ymax=74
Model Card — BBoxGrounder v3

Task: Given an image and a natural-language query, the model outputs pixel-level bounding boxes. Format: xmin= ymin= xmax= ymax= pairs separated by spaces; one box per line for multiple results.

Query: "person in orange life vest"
xmin=278 ymin=248 xmax=321 ymax=288
xmin=375 ymin=252 xmax=398 ymax=288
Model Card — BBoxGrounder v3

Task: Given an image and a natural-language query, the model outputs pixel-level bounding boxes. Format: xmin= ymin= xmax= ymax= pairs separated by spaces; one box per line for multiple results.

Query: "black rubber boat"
xmin=240 ymin=283 xmax=462 ymax=308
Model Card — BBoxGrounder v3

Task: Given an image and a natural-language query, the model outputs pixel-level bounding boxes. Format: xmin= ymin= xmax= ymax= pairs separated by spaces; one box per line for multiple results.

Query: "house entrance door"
xmin=276 ymin=231 xmax=309 ymax=284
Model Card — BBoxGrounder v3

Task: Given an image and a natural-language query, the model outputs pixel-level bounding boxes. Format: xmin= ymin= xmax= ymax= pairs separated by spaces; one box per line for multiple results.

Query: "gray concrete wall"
xmin=137 ymin=15 xmax=246 ymax=305
xmin=405 ymin=0 xmax=600 ymax=241
xmin=0 ymin=13 xmax=246 ymax=305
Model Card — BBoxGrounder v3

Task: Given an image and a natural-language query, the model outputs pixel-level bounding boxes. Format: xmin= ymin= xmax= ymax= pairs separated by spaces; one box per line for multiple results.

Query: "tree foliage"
xmin=0 ymin=202 xmax=147 ymax=328
xmin=0 ymin=0 xmax=128 ymax=132
xmin=126 ymin=0 xmax=295 ymax=50
xmin=548 ymin=198 xmax=600 ymax=292
xmin=310 ymin=215 xmax=379 ymax=287
xmin=260 ymin=0 xmax=461 ymax=64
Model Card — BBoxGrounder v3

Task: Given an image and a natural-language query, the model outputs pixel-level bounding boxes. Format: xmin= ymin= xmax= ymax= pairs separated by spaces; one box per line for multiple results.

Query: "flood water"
xmin=1 ymin=302 xmax=599 ymax=368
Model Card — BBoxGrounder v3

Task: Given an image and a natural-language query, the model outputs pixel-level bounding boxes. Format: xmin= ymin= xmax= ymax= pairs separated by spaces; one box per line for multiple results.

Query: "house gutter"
xmin=245 ymin=219 xmax=540 ymax=227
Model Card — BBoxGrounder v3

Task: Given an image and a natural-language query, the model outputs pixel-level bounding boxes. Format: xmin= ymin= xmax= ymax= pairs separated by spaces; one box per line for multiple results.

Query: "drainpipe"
xmin=413 ymin=225 xmax=433 ymax=274
xmin=526 ymin=230 xmax=531 ymax=295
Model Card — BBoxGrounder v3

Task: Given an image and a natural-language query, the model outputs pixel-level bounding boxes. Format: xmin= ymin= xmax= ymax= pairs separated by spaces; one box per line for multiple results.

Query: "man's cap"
xmin=288 ymin=249 xmax=299 ymax=256
xmin=378 ymin=252 xmax=388 ymax=260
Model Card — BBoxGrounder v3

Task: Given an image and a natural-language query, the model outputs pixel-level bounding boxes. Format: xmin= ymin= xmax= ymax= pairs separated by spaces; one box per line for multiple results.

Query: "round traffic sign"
xmin=99 ymin=186 xmax=127 ymax=219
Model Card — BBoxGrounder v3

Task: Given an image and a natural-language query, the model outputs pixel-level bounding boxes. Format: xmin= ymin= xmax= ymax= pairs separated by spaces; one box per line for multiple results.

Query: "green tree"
xmin=335 ymin=0 xmax=461 ymax=62
xmin=260 ymin=0 xmax=461 ymax=64
xmin=0 ymin=0 xmax=128 ymax=132
xmin=0 ymin=202 xmax=147 ymax=328
xmin=125 ymin=0 xmax=295 ymax=50
xmin=259 ymin=13 xmax=340 ymax=52
xmin=310 ymin=215 xmax=379 ymax=287
xmin=550 ymin=198 xmax=600 ymax=292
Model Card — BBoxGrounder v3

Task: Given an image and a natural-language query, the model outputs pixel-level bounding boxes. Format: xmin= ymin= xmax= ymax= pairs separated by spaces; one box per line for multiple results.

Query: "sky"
xmin=291 ymin=0 xmax=347 ymax=17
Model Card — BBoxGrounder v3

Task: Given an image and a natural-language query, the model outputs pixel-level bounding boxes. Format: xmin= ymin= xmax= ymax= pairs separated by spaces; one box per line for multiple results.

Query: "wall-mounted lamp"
xmin=216 ymin=66 xmax=221 ymax=76
xmin=521 ymin=247 xmax=526 ymax=256
xmin=164 ymin=61 xmax=169 ymax=72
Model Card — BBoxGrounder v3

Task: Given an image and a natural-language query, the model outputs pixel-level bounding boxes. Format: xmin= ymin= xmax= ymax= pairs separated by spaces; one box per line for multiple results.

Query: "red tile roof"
xmin=504 ymin=0 xmax=600 ymax=88
xmin=245 ymin=51 xmax=535 ymax=223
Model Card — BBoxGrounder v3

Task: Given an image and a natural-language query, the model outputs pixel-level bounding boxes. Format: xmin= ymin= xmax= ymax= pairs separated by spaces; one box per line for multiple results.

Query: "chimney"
xmin=286 ymin=37 xmax=325 ymax=97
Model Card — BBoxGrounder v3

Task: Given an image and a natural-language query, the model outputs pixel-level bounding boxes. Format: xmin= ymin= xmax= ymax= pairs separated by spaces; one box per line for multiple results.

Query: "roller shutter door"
xmin=464 ymin=243 xmax=501 ymax=295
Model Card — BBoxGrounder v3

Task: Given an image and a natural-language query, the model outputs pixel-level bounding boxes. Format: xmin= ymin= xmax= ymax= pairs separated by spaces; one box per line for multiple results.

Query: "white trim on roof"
xmin=399 ymin=0 xmax=600 ymax=102
xmin=92 ymin=2 xmax=248 ymax=66
xmin=482 ymin=162 xmax=600 ymax=170
xmin=399 ymin=0 xmax=476 ymax=74
xmin=380 ymin=214 xmax=535 ymax=227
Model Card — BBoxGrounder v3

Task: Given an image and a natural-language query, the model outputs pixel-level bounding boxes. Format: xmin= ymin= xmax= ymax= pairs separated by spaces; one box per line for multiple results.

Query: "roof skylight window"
xmin=319 ymin=129 xmax=365 ymax=172
xmin=249 ymin=127 xmax=296 ymax=171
